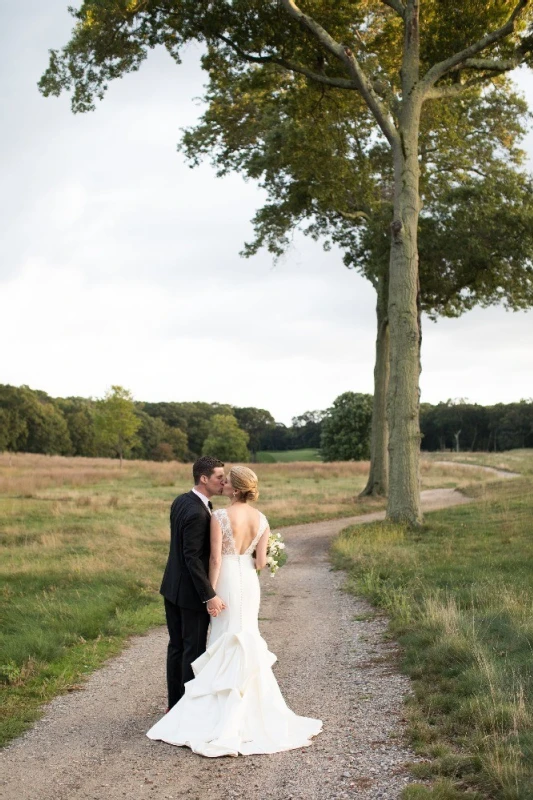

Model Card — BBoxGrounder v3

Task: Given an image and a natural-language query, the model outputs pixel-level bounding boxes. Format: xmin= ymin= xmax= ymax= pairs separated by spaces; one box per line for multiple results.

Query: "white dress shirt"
xmin=192 ymin=487 xmax=211 ymax=513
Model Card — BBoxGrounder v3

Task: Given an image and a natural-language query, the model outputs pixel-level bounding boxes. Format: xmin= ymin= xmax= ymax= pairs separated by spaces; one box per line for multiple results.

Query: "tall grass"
xmin=332 ymin=469 xmax=533 ymax=800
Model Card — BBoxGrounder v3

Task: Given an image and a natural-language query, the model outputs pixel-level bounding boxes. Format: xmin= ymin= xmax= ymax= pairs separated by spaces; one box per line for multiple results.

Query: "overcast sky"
xmin=2 ymin=3 xmax=532 ymax=425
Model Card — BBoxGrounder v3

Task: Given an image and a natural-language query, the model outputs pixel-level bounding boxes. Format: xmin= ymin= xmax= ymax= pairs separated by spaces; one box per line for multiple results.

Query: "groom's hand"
xmin=207 ymin=595 xmax=226 ymax=616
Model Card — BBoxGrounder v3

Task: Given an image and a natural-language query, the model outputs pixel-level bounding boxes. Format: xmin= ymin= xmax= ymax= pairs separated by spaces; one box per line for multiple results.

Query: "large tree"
xmin=179 ymin=70 xmax=533 ymax=497
xmin=40 ymin=1 xmax=533 ymax=524
xmin=202 ymin=414 xmax=250 ymax=461
xmin=233 ymin=406 xmax=276 ymax=459
xmin=321 ymin=392 xmax=373 ymax=461
xmin=94 ymin=385 xmax=141 ymax=467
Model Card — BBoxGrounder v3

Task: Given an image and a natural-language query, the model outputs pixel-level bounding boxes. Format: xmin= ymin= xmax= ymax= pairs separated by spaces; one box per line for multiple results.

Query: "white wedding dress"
xmin=147 ymin=508 xmax=322 ymax=757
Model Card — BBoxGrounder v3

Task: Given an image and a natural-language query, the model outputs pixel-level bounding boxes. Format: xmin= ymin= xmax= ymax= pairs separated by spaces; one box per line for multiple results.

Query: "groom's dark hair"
xmin=193 ymin=455 xmax=224 ymax=485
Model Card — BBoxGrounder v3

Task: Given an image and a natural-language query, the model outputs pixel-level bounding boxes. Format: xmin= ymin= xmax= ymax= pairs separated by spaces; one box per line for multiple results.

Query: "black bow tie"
xmin=208 ymin=501 xmax=213 ymax=511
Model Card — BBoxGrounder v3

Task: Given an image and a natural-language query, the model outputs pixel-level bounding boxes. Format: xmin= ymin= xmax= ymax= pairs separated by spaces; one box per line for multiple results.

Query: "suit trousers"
xmin=164 ymin=598 xmax=210 ymax=709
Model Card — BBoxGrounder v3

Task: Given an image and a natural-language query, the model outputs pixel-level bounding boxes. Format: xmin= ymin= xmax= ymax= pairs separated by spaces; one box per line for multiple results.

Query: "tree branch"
xmin=279 ymin=0 xmax=399 ymax=147
xmin=453 ymin=56 xmax=519 ymax=71
xmin=279 ymin=0 xmax=351 ymax=62
xmin=343 ymin=48 xmax=400 ymax=147
xmin=213 ymin=33 xmax=358 ymax=89
xmin=424 ymin=76 xmax=488 ymax=100
xmin=336 ymin=209 xmax=371 ymax=222
xmin=420 ymin=0 xmax=530 ymax=91
xmin=380 ymin=0 xmax=406 ymax=19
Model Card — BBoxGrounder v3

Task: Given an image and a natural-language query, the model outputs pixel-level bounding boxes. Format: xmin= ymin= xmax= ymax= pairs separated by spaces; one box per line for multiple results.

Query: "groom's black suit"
xmin=160 ymin=491 xmax=216 ymax=708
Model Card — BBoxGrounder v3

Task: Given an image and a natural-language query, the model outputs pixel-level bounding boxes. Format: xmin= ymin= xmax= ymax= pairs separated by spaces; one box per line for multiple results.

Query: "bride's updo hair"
xmin=229 ymin=466 xmax=259 ymax=502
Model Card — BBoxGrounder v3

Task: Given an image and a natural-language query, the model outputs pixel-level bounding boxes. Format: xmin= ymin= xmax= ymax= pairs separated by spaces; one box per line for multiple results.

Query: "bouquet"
xmin=263 ymin=530 xmax=287 ymax=576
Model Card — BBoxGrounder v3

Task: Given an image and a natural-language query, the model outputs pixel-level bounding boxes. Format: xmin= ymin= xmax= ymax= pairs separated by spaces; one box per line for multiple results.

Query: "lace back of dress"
xmin=216 ymin=510 xmax=236 ymax=555
xmin=217 ymin=509 xmax=268 ymax=556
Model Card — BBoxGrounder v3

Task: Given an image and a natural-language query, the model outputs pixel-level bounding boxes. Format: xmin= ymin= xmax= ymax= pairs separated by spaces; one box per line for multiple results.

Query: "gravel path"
xmin=1 ymin=475 xmax=514 ymax=800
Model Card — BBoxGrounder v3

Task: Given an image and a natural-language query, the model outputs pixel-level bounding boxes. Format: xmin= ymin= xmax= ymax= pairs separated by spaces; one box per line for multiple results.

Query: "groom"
xmin=160 ymin=455 xmax=226 ymax=709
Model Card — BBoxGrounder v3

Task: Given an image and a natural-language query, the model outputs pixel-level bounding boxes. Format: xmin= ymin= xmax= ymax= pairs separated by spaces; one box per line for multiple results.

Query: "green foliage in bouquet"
xmin=265 ymin=531 xmax=287 ymax=577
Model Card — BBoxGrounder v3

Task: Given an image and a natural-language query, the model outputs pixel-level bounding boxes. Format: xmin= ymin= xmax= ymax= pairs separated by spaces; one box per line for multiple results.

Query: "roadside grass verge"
xmin=331 ymin=472 xmax=533 ymax=800
xmin=0 ymin=498 xmax=167 ymax=746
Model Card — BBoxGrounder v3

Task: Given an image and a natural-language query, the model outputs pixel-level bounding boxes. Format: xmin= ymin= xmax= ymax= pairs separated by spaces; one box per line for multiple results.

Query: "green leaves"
xmin=94 ymin=385 xmax=141 ymax=464
xmin=0 ymin=385 xmax=72 ymax=456
xmin=202 ymin=413 xmax=250 ymax=461
xmin=419 ymin=168 xmax=533 ymax=319
xmin=321 ymin=391 xmax=373 ymax=461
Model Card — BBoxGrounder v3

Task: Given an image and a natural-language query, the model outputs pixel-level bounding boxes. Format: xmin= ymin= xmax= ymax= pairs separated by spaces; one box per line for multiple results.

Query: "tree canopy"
xmin=320 ymin=392 xmax=373 ymax=461
xmin=233 ymin=407 xmax=276 ymax=457
xmin=0 ymin=384 xmax=71 ymax=456
xmin=181 ymin=60 xmax=533 ymax=319
xmin=94 ymin=386 xmax=141 ymax=467
xmin=202 ymin=413 xmax=250 ymax=461
xmin=39 ymin=3 xmax=533 ymax=117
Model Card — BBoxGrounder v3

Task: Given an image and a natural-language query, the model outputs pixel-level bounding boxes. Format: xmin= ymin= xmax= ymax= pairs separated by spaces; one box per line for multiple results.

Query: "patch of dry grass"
xmin=0 ymin=452 xmax=499 ymax=526
xmin=423 ymin=449 xmax=533 ymax=476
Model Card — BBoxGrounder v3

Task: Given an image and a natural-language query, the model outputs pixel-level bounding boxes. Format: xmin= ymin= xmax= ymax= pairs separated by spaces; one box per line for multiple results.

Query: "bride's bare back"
xmin=225 ymin=504 xmax=263 ymax=555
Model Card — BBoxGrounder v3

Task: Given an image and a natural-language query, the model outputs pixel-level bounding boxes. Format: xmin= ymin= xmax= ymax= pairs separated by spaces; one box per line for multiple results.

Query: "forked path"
xmin=1 ymin=472 xmax=517 ymax=800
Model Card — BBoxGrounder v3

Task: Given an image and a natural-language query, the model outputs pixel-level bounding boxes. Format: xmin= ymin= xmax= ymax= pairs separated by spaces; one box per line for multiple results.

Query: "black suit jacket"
xmin=160 ymin=491 xmax=216 ymax=610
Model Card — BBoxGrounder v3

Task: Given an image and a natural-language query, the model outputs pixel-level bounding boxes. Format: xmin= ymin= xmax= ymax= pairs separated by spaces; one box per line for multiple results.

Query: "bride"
xmin=147 ymin=465 xmax=322 ymax=757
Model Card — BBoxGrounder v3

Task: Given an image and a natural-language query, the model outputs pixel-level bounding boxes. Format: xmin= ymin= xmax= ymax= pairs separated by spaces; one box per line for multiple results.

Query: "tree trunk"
xmin=386 ymin=93 xmax=423 ymax=525
xmin=360 ymin=270 xmax=389 ymax=497
xmin=454 ymin=429 xmax=461 ymax=452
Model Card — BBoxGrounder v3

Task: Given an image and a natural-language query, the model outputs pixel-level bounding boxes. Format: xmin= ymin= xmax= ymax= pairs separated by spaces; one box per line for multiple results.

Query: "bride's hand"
xmin=207 ymin=595 xmax=226 ymax=617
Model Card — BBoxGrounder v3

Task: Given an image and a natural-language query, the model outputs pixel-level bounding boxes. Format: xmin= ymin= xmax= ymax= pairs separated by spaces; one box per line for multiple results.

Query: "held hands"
xmin=206 ymin=595 xmax=226 ymax=617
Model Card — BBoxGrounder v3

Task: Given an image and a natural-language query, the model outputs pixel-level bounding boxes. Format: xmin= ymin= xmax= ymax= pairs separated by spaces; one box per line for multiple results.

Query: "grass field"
xmin=332 ymin=452 xmax=533 ymax=800
xmin=0 ymin=451 xmax=525 ymax=749
xmin=256 ymin=448 xmax=322 ymax=462
xmin=423 ymin=449 xmax=533 ymax=476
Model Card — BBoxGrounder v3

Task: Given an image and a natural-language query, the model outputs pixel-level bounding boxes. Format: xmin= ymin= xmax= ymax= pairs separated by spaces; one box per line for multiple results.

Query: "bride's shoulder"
xmin=255 ymin=508 xmax=269 ymax=528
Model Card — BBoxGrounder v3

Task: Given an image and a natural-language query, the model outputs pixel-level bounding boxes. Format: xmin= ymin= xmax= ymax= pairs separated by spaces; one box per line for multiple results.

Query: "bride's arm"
xmin=255 ymin=526 xmax=270 ymax=571
xmin=209 ymin=515 xmax=223 ymax=591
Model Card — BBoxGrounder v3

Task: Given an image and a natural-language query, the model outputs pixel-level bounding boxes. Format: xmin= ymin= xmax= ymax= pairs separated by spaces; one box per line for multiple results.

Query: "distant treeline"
xmin=420 ymin=399 xmax=533 ymax=452
xmin=0 ymin=384 xmax=272 ymax=462
xmin=270 ymin=399 xmax=533 ymax=454
xmin=0 ymin=384 xmax=531 ymax=462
